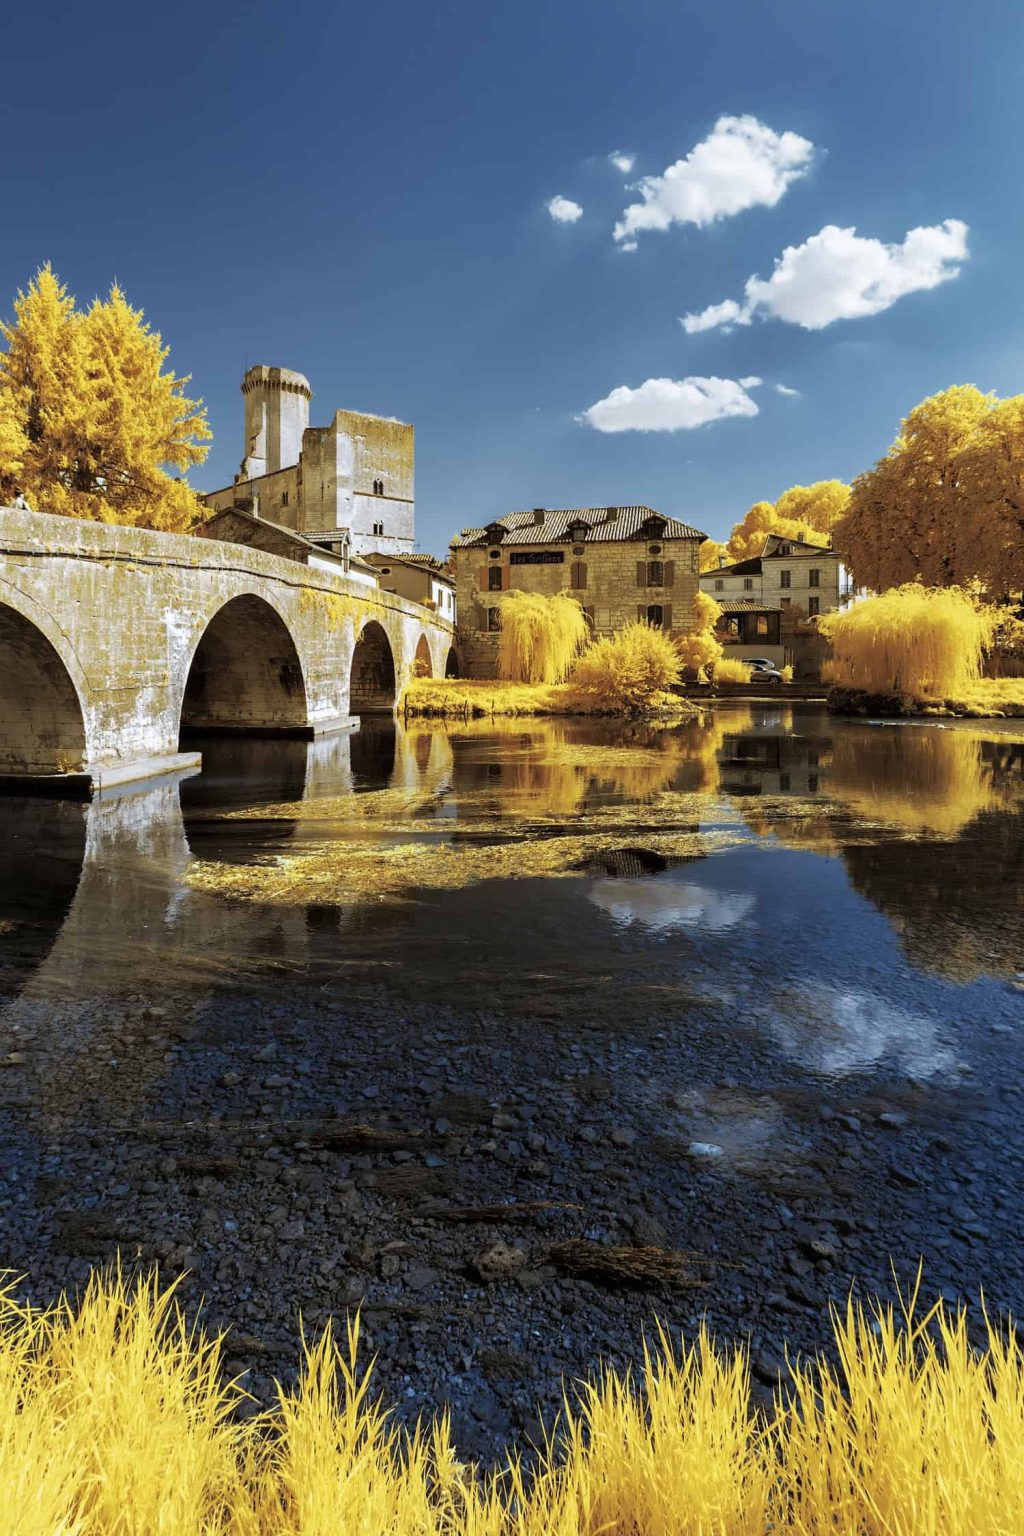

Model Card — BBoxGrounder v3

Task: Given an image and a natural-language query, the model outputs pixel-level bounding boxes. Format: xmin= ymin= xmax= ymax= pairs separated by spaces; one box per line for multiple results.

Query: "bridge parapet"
xmin=0 ymin=506 xmax=456 ymax=793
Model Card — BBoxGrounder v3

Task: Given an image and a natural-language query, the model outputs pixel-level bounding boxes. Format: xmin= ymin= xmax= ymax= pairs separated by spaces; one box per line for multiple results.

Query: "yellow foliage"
xmin=833 ymin=384 xmax=1024 ymax=595
xmin=821 ymin=584 xmax=998 ymax=699
xmin=2 ymin=1266 xmax=1023 ymax=1535
xmin=714 ymin=657 xmax=755 ymax=683
xmin=675 ymin=589 xmax=723 ymax=681
xmin=497 ymin=590 xmax=589 ymax=684
xmin=698 ymin=537 xmax=730 ymax=573
xmin=402 ymin=677 xmax=571 ymax=717
xmin=726 ymin=481 xmax=845 ymax=563
xmin=0 ymin=264 xmax=210 ymax=530
xmin=570 ymin=621 xmax=682 ymax=712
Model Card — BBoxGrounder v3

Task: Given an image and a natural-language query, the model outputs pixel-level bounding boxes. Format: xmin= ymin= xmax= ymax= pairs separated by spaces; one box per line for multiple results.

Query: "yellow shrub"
xmin=570 ymin=622 xmax=682 ymax=712
xmin=676 ymin=590 xmax=724 ymax=680
xmin=821 ymin=584 xmax=998 ymax=698
xmin=497 ymin=590 xmax=589 ymax=684
xmin=713 ymin=657 xmax=754 ymax=683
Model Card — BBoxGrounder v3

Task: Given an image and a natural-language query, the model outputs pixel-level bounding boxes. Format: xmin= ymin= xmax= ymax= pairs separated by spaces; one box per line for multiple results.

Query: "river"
xmin=0 ymin=702 xmax=1021 ymax=1456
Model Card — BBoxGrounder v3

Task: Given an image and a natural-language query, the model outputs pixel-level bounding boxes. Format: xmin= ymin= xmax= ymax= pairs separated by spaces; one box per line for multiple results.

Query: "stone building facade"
xmin=449 ymin=506 xmax=705 ymax=678
xmin=699 ymin=532 xmax=843 ymax=673
xmin=364 ymin=552 xmax=457 ymax=625
xmin=202 ymin=366 xmax=415 ymax=561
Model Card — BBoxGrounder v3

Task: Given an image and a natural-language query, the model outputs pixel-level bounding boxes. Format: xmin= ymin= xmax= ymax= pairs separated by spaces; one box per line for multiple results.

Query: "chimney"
xmin=532 ymin=507 xmax=546 ymax=524
xmin=718 ymin=555 xmax=726 ymax=568
xmin=605 ymin=505 xmax=618 ymax=522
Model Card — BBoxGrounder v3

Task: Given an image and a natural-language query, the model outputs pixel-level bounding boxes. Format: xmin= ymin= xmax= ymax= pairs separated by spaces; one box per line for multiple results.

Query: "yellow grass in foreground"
xmin=3 ymin=1267 xmax=1023 ymax=1534
xmin=401 ymin=676 xmax=690 ymax=719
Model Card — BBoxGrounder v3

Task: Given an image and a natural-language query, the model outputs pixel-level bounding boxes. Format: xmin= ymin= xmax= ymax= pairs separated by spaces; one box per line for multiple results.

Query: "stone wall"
xmin=451 ymin=535 xmax=701 ymax=679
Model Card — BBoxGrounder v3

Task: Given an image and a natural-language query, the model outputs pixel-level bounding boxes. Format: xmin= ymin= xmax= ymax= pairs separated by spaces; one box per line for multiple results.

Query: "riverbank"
xmin=401 ymin=677 xmax=695 ymax=719
xmin=829 ymin=680 xmax=1024 ymax=718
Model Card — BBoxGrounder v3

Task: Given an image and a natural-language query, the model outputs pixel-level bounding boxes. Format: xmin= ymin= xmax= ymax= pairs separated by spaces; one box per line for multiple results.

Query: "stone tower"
xmin=240 ymin=366 xmax=312 ymax=480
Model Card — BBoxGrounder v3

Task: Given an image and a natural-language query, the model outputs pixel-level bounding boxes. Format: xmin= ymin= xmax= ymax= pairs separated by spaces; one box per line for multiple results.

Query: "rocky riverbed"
xmin=1 ymin=966 xmax=1021 ymax=1462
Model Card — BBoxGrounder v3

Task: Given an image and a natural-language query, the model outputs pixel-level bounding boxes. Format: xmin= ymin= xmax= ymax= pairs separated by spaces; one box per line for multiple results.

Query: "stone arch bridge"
xmin=0 ymin=506 xmax=457 ymax=793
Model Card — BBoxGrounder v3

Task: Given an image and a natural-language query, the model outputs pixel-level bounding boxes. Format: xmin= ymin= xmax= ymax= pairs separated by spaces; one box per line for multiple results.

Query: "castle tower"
xmin=240 ymin=366 xmax=312 ymax=480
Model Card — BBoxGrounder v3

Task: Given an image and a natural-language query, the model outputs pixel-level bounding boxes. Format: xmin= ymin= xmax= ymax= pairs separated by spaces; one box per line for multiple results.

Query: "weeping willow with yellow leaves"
xmin=821 ymin=584 xmax=998 ymax=700
xmin=496 ymin=589 xmax=590 ymax=684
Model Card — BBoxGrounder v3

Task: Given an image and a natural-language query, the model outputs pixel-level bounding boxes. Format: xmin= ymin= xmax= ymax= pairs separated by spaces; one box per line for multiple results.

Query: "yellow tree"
xmin=774 ymin=479 xmax=850 ymax=536
xmin=0 ymin=265 xmax=210 ymax=530
xmin=954 ymin=394 xmax=1024 ymax=596
xmin=676 ymin=590 xmax=723 ymax=680
xmin=833 ymin=386 xmax=993 ymax=592
xmin=699 ymin=538 xmax=730 ymax=573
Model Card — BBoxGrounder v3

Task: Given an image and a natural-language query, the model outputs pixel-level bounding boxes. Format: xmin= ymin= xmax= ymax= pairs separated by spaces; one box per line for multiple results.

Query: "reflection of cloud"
xmin=765 ymin=983 xmax=954 ymax=1078
xmin=589 ymin=878 xmax=754 ymax=932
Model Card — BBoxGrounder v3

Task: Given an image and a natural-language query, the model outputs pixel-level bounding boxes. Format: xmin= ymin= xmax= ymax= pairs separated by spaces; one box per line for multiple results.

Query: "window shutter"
xmin=478 ymin=566 xmax=488 ymax=589
xmin=664 ymin=560 xmax=675 ymax=588
xmin=636 ymin=560 xmax=646 ymax=588
xmin=571 ymin=561 xmax=587 ymax=590
xmin=500 ymin=565 xmax=507 ymax=590
xmin=638 ymin=604 xmax=647 ymax=623
xmin=662 ymin=603 xmax=673 ymax=631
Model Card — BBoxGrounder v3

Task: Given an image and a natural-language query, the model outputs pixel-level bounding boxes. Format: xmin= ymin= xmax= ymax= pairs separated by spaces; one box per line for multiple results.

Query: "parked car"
xmin=748 ymin=661 xmax=784 ymax=686
xmin=744 ymin=658 xmax=776 ymax=671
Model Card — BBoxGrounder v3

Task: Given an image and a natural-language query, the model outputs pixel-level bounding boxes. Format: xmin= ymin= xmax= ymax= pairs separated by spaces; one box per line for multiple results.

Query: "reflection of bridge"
xmin=0 ymin=507 xmax=457 ymax=792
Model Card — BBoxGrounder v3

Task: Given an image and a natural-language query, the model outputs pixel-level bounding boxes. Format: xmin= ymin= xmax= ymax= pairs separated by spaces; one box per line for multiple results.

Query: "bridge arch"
xmin=179 ymin=594 xmax=309 ymax=737
xmin=0 ymin=602 xmax=89 ymax=774
xmin=412 ymin=633 xmax=433 ymax=678
xmin=444 ymin=646 xmax=459 ymax=678
xmin=350 ymin=620 xmax=396 ymax=714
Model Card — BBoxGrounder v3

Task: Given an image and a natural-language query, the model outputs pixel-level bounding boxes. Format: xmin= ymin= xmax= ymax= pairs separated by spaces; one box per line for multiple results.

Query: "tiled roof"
xmin=716 ymin=598 xmax=783 ymax=613
xmin=450 ymin=506 xmax=706 ymax=548
xmin=701 ymin=555 xmax=763 ymax=577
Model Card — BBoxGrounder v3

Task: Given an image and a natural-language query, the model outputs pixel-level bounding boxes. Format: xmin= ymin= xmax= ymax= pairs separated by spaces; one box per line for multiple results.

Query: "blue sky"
xmin=3 ymin=0 xmax=1023 ymax=556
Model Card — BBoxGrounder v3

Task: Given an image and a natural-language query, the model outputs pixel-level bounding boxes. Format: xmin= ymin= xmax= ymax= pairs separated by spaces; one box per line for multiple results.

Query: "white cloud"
xmin=609 ymin=150 xmax=635 ymax=174
xmin=618 ymin=239 xmax=638 ymax=254
xmin=579 ymin=375 xmax=761 ymax=433
xmin=547 ymin=195 xmax=583 ymax=224
xmin=775 ymin=383 xmax=800 ymax=397
xmin=682 ymin=218 xmax=969 ymax=332
xmin=739 ymin=375 xmax=762 ymax=388
xmin=614 ymin=114 xmax=813 ymax=244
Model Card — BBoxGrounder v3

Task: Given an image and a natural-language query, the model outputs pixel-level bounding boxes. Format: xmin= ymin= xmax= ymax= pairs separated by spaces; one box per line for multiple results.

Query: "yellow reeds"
xmin=821 ymin=584 xmax=999 ymax=700
xmin=712 ymin=657 xmax=754 ymax=684
xmin=2 ymin=1265 xmax=1023 ymax=1533
xmin=497 ymin=591 xmax=590 ymax=684
xmin=569 ymin=621 xmax=682 ymax=713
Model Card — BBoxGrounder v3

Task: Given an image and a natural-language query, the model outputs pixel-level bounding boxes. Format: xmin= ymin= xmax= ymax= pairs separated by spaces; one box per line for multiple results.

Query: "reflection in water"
xmin=589 ymin=878 xmax=755 ymax=933
xmin=0 ymin=704 xmax=1021 ymax=1043
xmin=762 ymin=983 xmax=955 ymax=1079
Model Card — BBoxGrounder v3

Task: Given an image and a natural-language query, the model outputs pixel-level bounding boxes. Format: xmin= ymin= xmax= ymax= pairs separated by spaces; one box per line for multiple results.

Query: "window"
xmin=488 ymin=565 xmax=504 ymax=590
xmin=379 ymin=566 xmax=391 ymax=575
xmin=372 ymin=478 xmax=384 ymax=496
xmin=808 ymin=773 xmax=819 ymax=793
xmin=486 ymin=607 xmax=501 ymax=631
xmin=570 ymin=561 xmax=587 ymax=590
xmin=372 ymin=521 xmax=384 ymax=536
xmin=646 ymin=604 xmax=664 ymax=627
xmin=647 ymin=560 xmax=664 ymax=586
xmin=778 ymin=543 xmax=791 ymax=556
xmin=648 ymin=543 xmax=662 ymax=556
xmin=780 ymin=597 xmax=791 ymax=608
xmin=808 ymin=596 xmax=820 ymax=617
xmin=583 ymin=606 xmax=595 ymax=630
xmin=809 ymin=568 xmax=820 ymax=587
xmin=756 ymin=615 xmax=769 ymax=637
xmin=281 ymin=491 xmax=289 ymax=507
xmin=743 ymin=577 xmax=754 ymax=591
xmin=780 ymin=569 xmax=791 ymax=589
xmin=489 ymin=549 xmax=501 ymax=559
xmin=714 ymin=579 xmax=724 ymax=592
xmin=572 ymin=544 xmax=585 ymax=557
xmin=779 ymin=774 xmax=790 ymax=792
